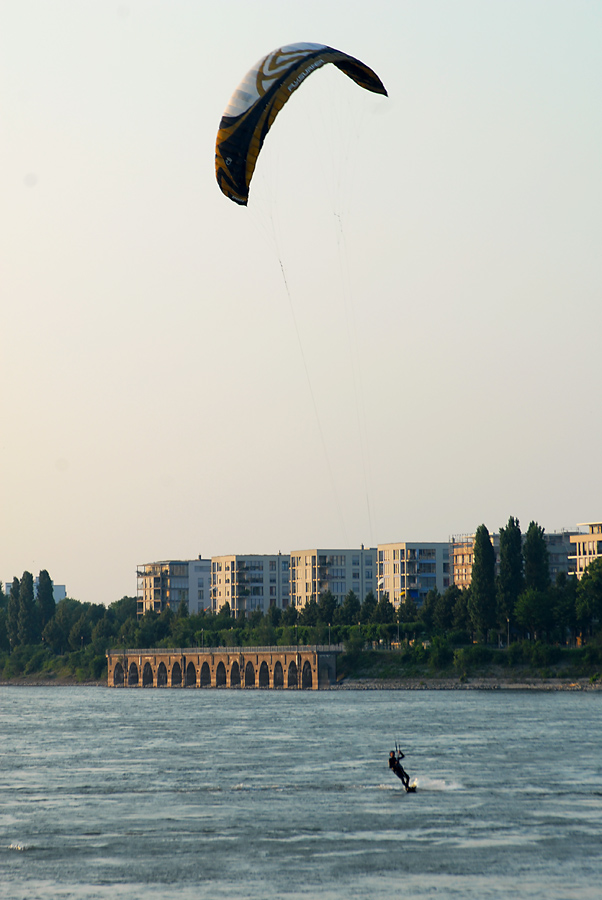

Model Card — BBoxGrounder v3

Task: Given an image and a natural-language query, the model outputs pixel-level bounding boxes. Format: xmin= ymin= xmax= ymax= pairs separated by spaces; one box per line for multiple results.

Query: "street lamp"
xmin=328 ymin=622 xmax=331 ymax=648
xmin=507 ymin=617 xmax=510 ymax=649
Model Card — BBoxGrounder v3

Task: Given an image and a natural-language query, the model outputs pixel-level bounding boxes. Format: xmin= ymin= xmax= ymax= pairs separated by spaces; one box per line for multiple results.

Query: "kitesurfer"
xmin=389 ymin=749 xmax=411 ymax=790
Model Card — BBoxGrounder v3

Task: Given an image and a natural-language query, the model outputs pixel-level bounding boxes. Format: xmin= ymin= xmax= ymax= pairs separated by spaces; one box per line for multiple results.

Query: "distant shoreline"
xmin=1 ymin=676 xmax=600 ymax=691
xmin=331 ymin=676 xmax=602 ymax=691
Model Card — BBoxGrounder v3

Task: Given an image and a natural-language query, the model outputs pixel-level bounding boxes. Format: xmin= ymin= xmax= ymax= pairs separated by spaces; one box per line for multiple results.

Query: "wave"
xmin=413 ymin=776 xmax=462 ymax=791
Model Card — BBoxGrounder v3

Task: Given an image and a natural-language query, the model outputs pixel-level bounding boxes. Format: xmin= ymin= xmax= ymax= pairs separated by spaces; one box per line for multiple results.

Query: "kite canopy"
xmin=215 ymin=43 xmax=387 ymax=206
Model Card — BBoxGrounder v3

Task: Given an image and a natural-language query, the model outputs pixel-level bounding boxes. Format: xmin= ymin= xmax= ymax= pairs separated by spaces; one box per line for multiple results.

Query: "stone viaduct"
xmin=106 ymin=646 xmax=339 ymax=690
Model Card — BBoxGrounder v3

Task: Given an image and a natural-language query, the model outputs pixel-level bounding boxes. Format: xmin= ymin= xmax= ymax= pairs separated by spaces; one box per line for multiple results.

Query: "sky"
xmin=2 ymin=0 xmax=601 ymax=606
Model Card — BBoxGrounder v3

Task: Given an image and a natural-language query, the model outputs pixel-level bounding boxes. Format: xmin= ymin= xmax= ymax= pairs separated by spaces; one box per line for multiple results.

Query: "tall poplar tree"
xmin=7 ymin=577 xmax=20 ymax=650
xmin=468 ymin=525 xmax=497 ymax=641
xmin=496 ymin=516 xmax=523 ymax=626
xmin=36 ymin=569 xmax=55 ymax=632
xmin=17 ymin=571 xmax=38 ymax=646
xmin=523 ymin=521 xmax=550 ymax=592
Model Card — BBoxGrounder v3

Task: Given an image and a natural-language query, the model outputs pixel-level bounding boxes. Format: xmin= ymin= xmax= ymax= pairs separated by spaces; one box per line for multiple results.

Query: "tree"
xmin=17 ymin=571 xmax=38 ymax=645
xmin=433 ymin=587 xmax=455 ymax=634
xmin=134 ymin=610 xmax=164 ymax=649
xmin=281 ymin=604 xmax=298 ymax=626
xmin=337 ymin=590 xmax=361 ymax=626
xmin=419 ymin=589 xmax=438 ymax=631
xmin=36 ymin=570 xmax=55 ymax=632
xmin=7 ymin=577 xmax=20 ymax=650
xmin=452 ymin=587 xmax=471 ymax=633
xmin=299 ymin=596 xmax=318 ymax=626
xmin=468 ymin=525 xmax=497 ymax=640
xmin=515 ymin=588 xmax=552 ymax=639
xmin=268 ymin=605 xmax=282 ymax=627
xmin=374 ymin=593 xmax=395 ymax=624
xmin=0 ymin=607 xmax=9 ymax=652
xmin=317 ymin=590 xmax=338 ymax=626
xmin=176 ymin=599 xmax=189 ymax=618
xmin=551 ymin=573 xmax=577 ymax=643
xmin=398 ymin=594 xmax=418 ymax=623
xmin=108 ymin=596 xmax=138 ymax=625
xmin=360 ymin=591 xmax=377 ymax=624
xmin=576 ymin=558 xmax=602 ymax=636
xmin=523 ymin=521 xmax=550 ymax=592
xmin=497 ymin=517 xmax=523 ymax=626
xmin=43 ymin=597 xmax=83 ymax=653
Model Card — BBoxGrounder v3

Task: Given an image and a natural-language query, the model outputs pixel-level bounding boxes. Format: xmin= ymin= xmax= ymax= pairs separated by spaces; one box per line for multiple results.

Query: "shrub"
xmin=448 ymin=630 xmax=471 ymax=647
xmin=467 ymin=644 xmax=493 ymax=666
xmin=529 ymin=642 xmax=561 ymax=668
xmin=429 ymin=638 xmax=453 ymax=670
xmin=508 ymin=641 xmax=526 ymax=665
xmin=453 ymin=648 xmax=469 ymax=674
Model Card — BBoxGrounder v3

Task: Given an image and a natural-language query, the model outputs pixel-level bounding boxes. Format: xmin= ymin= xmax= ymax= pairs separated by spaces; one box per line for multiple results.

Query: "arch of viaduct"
xmin=106 ymin=647 xmax=338 ymax=691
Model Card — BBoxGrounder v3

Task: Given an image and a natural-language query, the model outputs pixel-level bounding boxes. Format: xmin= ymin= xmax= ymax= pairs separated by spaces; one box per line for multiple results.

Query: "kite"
xmin=215 ymin=43 xmax=387 ymax=206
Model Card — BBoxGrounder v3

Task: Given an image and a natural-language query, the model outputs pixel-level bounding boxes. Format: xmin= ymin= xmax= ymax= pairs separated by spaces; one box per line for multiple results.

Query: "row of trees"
xmin=0 ymin=573 xmax=139 ymax=679
xmin=465 ymin=518 xmax=602 ymax=643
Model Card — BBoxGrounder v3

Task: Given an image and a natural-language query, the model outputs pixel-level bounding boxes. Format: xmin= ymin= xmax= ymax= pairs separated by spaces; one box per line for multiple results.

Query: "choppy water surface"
xmin=1 ymin=686 xmax=601 ymax=899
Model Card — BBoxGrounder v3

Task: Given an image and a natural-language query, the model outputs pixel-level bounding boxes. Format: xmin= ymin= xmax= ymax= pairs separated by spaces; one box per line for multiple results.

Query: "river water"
xmin=1 ymin=686 xmax=601 ymax=900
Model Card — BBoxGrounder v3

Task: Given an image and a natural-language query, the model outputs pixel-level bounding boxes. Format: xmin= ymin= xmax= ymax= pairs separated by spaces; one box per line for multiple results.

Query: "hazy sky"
xmin=2 ymin=1 xmax=601 ymax=606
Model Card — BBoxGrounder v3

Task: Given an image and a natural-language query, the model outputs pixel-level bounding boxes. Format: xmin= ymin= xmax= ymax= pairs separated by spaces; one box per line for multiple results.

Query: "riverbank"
xmin=333 ymin=675 xmax=601 ymax=691
xmin=2 ymin=674 xmax=600 ymax=690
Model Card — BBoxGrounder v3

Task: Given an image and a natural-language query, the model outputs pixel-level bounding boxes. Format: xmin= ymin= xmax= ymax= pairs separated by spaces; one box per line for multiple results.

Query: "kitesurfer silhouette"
xmin=389 ymin=749 xmax=412 ymax=791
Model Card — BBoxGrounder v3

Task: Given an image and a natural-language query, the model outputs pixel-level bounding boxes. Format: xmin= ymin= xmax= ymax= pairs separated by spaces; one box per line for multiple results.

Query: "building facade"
xmin=188 ymin=558 xmax=212 ymax=614
xmin=289 ymin=547 xmax=376 ymax=609
xmin=376 ymin=541 xmax=450 ymax=607
xmin=210 ymin=553 xmax=290 ymax=616
xmin=569 ymin=522 xmax=602 ymax=579
xmin=136 ymin=558 xmax=211 ymax=617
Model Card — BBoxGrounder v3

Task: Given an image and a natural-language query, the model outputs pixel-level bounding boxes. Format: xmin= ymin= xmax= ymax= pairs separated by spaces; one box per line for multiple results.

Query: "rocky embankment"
xmin=333 ymin=676 xmax=601 ymax=691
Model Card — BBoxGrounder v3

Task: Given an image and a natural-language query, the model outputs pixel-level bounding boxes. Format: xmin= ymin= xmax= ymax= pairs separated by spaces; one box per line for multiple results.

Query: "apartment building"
xmin=136 ymin=557 xmax=211 ymax=616
xmin=450 ymin=529 xmax=577 ymax=589
xmin=569 ymin=522 xmax=602 ymax=579
xmin=210 ymin=553 xmax=290 ymax=616
xmin=289 ymin=547 xmax=376 ymax=609
xmin=188 ymin=558 xmax=212 ymax=614
xmin=376 ymin=541 xmax=450 ymax=607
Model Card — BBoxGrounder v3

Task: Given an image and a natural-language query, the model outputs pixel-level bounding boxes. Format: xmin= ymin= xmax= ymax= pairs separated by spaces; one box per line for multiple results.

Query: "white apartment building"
xmin=188 ymin=558 xmax=212 ymax=614
xmin=210 ymin=553 xmax=290 ymax=616
xmin=289 ymin=547 xmax=376 ymax=609
xmin=569 ymin=522 xmax=602 ymax=579
xmin=376 ymin=542 xmax=450 ymax=608
xmin=136 ymin=557 xmax=211 ymax=616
